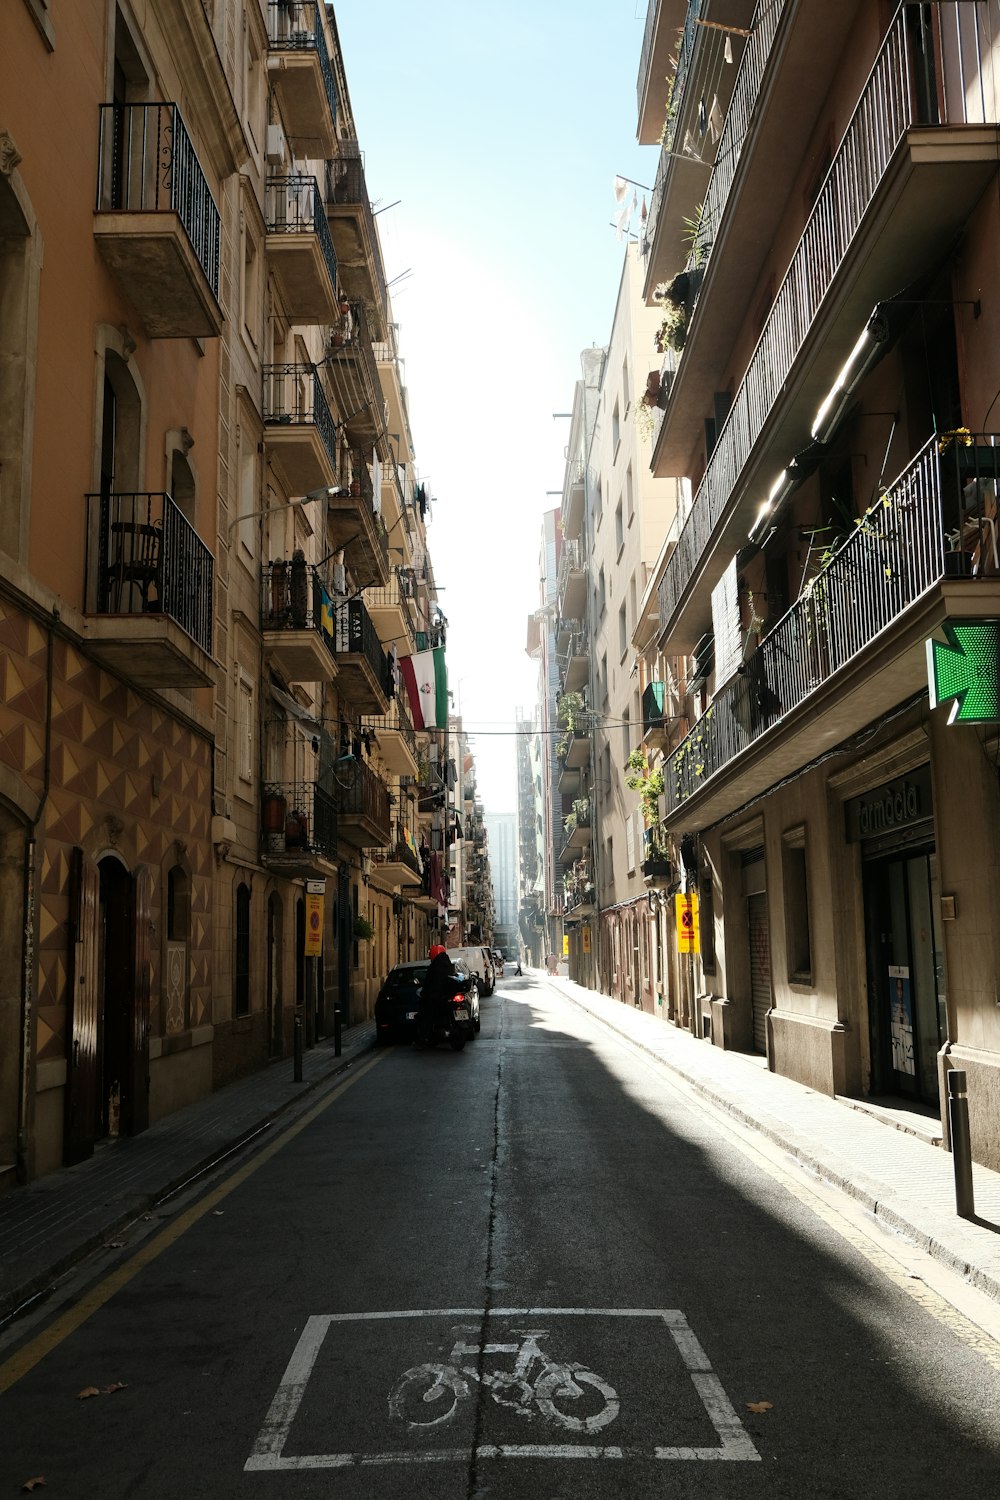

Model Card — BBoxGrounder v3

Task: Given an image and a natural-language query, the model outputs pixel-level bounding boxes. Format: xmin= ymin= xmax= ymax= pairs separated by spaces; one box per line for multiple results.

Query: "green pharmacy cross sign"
xmin=926 ymin=620 xmax=1000 ymax=724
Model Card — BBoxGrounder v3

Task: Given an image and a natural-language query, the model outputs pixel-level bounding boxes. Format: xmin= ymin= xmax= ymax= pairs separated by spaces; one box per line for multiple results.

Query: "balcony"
xmin=635 ymin=0 xmax=688 ymax=144
xmin=557 ymin=754 xmax=582 ymax=795
xmin=370 ymin=825 xmax=423 ymax=889
xmin=264 ymin=175 xmax=338 ymax=323
xmin=642 ymin=679 xmax=670 ymax=749
xmin=561 ymin=728 xmax=591 ymax=770
xmin=338 ymin=757 xmax=392 ymax=848
xmin=322 ymin=299 xmax=388 ymax=458
xmin=557 ymin=538 xmax=587 ymax=619
xmin=654 ymin=8 xmax=1000 ymax=651
xmin=559 ymin=800 xmax=592 ymax=864
xmin=261 ymin=780 xmax=338 ymax=877
xmin=325 ymin=465 xmax=391 ymax=589
xmin=330 ymin=597 xmax=390 ymax=714
xmin=325 ymin=143 xmax=388 ymax=337
xmin=266 ymin=0 xmax=338 ymax=157
xmin=561 ymin=461 xmax=586 ymax=542
xmin=663 ymin=434 xmax=1000 ymax=830
xmin=94 ymin=103 xmax=221 ymax=339
xmin=366 ymin=573 xmax=416 ymax=651
xmin=369 ymin=694 xmax=419 ymax=776
xmin=261 ymin=560 xmax=338 ymax=683
xmin=641 ymin=0 xmax=752 ymax=302
xmin=560 ymin=625 xmax=589 ymax=694
xmin=263 ymin=364 xmax=338 ymax=495
xmin=373 ymin=323 xmax=415 ymax=464
xmin=85 ymin=491 xmax=214 ymax=688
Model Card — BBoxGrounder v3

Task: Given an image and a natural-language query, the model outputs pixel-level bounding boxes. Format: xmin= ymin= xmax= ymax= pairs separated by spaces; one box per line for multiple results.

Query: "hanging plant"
xmin=354 ymin=915 xmax=375 ymax=941
xmin=625 ymin=750 xmax=666 ymax=827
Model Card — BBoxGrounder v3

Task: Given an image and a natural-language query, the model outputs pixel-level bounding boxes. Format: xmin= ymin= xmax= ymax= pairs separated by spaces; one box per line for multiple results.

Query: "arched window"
xmin=235 ymin=883 xmax=251 ymax=1017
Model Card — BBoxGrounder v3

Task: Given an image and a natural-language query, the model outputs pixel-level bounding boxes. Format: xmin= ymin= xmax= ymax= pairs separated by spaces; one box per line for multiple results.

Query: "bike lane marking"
xmin=0 ymin=1054 xmax=387 ymax=1396
xmin=244 ymin=1307 xmax=760 ymax=1469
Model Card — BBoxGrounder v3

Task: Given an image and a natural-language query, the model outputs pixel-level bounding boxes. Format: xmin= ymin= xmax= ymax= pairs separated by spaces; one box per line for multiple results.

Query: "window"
xmin=235 ymin=883 xmax=251 ymax=1016
xmin=618 ymin=602 xmax=628 ymax=661
xmin=622 ymin=708 xmax=630 ymax=764
xmin=700 ymin=872 xmax=716 ymax=974
xmin=243 ymin=10 xmax=264 ymax=151
xmin=22 ymin=0 xmax=55 ymax=48
xmin=626 ymin=463 xmax=634 ymax=523
xmin=614 ymin=499 xmax=624 ymax=555
xmin=612 ymin=399 xmax=620 ymax=453
xmin=238 ymin=669 xmax=254 ymax=783
xmin=598 ymin=566 xmax=606 ymax=617
xmin=626 ymin=815 xmax=635 ymax=873
xmin=782 ymin=827 xmax=812 ymax=981
xmin=601 ymin=652 xmax=608 ymax=706
xmin=241 ymin=211 xmax=261 ymax=346
xmin=0 ymin=160 xmax=40 ymax=560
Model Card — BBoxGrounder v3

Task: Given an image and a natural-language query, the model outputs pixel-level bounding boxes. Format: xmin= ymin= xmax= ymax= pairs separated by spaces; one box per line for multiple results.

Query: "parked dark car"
xmin=374 ymin=960 xmax=481 ymax=1045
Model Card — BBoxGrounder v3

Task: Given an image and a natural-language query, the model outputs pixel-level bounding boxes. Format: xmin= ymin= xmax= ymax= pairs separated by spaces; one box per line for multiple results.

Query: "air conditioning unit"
xmin=265 ymin=124 xmax=287 ymax=166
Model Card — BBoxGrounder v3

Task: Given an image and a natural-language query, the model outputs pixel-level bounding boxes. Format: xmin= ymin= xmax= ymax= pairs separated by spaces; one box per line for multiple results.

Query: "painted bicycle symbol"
xmin=388 ymin=1327 xmax=620 ymax=1435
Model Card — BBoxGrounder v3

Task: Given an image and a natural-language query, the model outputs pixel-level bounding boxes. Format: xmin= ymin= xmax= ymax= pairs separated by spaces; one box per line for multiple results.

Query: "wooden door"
xmin=65 ymin=848 xmax=99 ymax=1164
xmin=129 ymin=864 xmax=152 ymax=1134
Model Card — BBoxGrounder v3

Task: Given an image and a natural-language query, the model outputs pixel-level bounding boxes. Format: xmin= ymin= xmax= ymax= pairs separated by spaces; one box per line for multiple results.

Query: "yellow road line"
xmin=0 ymin=1052 xmax=385 ymax=1395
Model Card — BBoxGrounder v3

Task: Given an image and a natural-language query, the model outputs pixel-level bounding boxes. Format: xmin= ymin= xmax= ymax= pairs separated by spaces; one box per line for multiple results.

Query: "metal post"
xmin=333 ymin=1001 xmax=342 ymax=1057
xmin=947 ymin=1069 xmax=975 ymax=1220
xmin=293 ymin=1013 xmax=303 ymax=1083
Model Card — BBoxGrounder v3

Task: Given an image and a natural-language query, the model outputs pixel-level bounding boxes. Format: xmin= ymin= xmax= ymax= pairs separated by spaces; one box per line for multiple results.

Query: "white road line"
xmin=244 ymin=1307 xmax=761 ymax=1470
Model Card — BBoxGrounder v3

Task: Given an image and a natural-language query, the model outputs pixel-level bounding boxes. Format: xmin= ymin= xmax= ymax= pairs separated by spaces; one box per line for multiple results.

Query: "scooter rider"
xmin=418 ymin=943 xmax=456 ymax=1045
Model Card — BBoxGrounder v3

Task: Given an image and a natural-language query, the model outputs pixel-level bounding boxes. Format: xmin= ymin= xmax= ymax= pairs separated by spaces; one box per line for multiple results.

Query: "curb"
xmin=0 ymin=1034 xmax=375 ymax=1327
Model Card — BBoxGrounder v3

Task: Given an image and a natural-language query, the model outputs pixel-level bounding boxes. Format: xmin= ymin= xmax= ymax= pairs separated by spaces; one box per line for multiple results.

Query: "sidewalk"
xmin=547 ymin=971 xmax=1000 ymax=1304
xmin=0 ymin=1021 xmax=375 ymax=1323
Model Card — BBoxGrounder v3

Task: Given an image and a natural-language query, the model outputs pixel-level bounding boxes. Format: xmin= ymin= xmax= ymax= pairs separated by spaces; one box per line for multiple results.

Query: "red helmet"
xmin=429 ymin=944 xmax=446 ymax=959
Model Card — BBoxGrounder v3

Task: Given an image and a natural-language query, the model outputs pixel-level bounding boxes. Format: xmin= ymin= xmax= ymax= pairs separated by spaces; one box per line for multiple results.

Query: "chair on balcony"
xmin=109 ymin=516 xmax=161 ymax=613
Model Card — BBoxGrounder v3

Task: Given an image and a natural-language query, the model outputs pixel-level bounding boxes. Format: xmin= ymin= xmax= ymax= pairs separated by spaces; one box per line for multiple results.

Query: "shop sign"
xmin=562 ymin=934 xmax=569 ymax=957
xmin=927 ymin=620 xmax=1000 ymax=724
xmin=305 ymin=893 xmax=324 ymax=957
xmin=675 ymin=892 xmax=700 ymax=953
xmin=844 ymin=766 xmax=932 ymax=843
xmin=582 ymin=926 xmax=591 ymax=953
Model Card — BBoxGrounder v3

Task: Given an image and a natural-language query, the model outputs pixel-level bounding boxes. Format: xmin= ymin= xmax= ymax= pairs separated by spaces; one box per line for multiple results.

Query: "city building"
xmin=0 ymin=0 xmax=448 ymax=1185
xmin=484 ymin=811 xmax=518 ymax=954
xmin=635 ymin=0 xmax=1000 ymax=1166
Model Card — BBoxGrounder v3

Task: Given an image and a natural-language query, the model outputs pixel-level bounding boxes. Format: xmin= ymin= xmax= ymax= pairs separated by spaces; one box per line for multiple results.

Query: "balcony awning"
xmin=269 ymin=684 xmax=323 ymax=730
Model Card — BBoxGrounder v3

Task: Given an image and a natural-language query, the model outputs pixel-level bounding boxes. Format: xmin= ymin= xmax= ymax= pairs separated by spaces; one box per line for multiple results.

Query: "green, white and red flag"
xmin=399 ymin=647 xmax=447 ymax=730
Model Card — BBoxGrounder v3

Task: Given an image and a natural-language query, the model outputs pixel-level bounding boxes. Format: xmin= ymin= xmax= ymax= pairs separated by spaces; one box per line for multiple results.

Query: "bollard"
xmin=293 ymin=1013 xmax=303 ymax=1083
xmin=333 ymin=1002 xmax=342 ymax=1058
xmin=947 ymin=1069 xmax=975 ymax=1220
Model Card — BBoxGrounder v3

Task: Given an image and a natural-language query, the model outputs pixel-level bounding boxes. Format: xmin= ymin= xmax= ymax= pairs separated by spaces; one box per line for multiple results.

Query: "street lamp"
xmin=227 ymin=485 xmax=348 ymax=538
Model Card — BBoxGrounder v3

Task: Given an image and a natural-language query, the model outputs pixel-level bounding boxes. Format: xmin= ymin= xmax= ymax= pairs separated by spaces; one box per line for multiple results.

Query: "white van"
xmin=450 ymin=946 xmax=494 ymax=996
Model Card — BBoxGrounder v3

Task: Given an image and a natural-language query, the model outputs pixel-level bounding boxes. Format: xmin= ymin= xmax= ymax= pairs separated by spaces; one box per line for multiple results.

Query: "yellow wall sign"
xmin=675 ymin=892 xmax=700 ymax=954
xmin=562 ymin=934 xmax=570 ymax=957
xmin=305 ymin=893 xmax=324 ymax=957
xmin=582 ymin=926 xmax=591 ymax=953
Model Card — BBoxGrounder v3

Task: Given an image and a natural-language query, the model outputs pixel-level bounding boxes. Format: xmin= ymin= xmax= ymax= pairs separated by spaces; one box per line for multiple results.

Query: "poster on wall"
xmin=888 ymin=964 xmax=915 ymax=1076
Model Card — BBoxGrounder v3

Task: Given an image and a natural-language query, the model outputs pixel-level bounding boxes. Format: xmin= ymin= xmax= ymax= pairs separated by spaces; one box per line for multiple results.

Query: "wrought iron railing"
xmin=265 ymin=1 xmax=338 ymax=128
xmin=324 ymin=143 xmax=388 ymax=328
xmin=636 ymin=0 xmax=659 ymax=117
xmin=326 ymin=298 xmax=384 ymax=416
xmin=658 ymin=5 xmax=941 ymax=636
xmin=643 ymin=0 xmax=706 ymax=254
xmin=261 ymin=558 xmax=338 ymax=647
xmin=373 ymin=824 xmax=422 ymax=878
xmin=666 ymin=433 xmax=1000 ymax=810
xmin=261 ymin=780 xmax=338 ymax=859
xmin=96 ymin=102 xmax=220 ymax=295
xmin=368 ymin=693 xmax=418 ymax=760
xmin=262 ymin=363 xmax=338 ymax=470
xmin=87 ymin=491 xmax=213 ymax=654
xmin=332 ymin=596 xmax=390 ymax=689
xmin=557 ymin=538 xmax=585 ymax=603
xmin=264 ymin=175 xmax=338 ymax=292
xmin=338 ymin=756 xmax=392 ymax=837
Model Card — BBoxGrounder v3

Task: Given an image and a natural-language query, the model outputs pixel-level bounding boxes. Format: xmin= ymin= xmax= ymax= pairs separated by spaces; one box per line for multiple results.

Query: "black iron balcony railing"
xmin=373 ymin=825 xmax=422 ymax=879
xmin=366 ymin=576 xmax=417 ymax=637
xmin=325 ymin=300 xmax=385 ymax=434
xmin=557 ymin=538 xmax=585 ymax=598
xmin=88 ymin=491 xmax=213 ymax=654
xmin=264 ymin=175 xmax=338 ymax=290
xmin=333 ymin=596 xmax=390 ymax=688
xmin=266 ymin=1 xmax=338 ymax=126
xmin=643 ymin=0 xmax=705 ymax=251
xmin=261 ymin=780 xmax=338 ymax=859
xmin=263 ymin=363 xmax=338 ymax=470
xmin=325 ymin=143 xmax=388 ymax=329
xmin=261 ymin=558 xmax=337 ymax=638
xmin=339 ymin=756 xmax=391 ymax=834
xmin=368 ymin=692 xmax=418 ymax=759
xmin=666 ymin=433 xmax=1000 ymax=811
xmin=658 ymin=5 xmax=945 ymax=637
xmin=96 ymin=102 xmax=220 ymax=296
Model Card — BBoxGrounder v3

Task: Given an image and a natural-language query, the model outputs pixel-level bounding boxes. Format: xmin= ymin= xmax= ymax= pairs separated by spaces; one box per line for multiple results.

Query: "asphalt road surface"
xmin=3 ymin=973 xmax=1000 ymax=1498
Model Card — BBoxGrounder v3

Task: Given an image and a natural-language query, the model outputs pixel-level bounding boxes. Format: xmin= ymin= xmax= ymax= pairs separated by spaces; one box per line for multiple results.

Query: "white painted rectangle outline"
xmin=244 ymin=1307 xmax=761 ymax=1470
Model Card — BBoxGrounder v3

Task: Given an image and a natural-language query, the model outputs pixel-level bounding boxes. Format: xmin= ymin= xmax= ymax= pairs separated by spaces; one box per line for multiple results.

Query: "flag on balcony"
xmin=399 ymin=646 xmax=447 ymax=731
xmin=318 ymin=584 xmax=334 ymax=639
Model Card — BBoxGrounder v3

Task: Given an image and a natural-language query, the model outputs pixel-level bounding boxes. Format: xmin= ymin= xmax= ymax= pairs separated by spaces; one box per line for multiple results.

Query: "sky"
xmin=336 ymin=1 xmax=657 ymax=813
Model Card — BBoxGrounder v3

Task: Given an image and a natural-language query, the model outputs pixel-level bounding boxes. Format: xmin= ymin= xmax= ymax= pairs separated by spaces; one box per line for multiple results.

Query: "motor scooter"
xmin=420 ymin=975 xmax=477 ymax=1051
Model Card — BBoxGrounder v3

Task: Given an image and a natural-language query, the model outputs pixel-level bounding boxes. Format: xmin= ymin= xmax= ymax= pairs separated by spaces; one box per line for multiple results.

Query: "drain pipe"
xmin=16 ymin=607 xmax=56 ymax=1182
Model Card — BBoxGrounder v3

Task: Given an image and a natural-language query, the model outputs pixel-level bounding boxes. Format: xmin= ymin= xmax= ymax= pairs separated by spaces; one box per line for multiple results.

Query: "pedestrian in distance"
xmin=515 ymin=958 xmax=523 ymax=976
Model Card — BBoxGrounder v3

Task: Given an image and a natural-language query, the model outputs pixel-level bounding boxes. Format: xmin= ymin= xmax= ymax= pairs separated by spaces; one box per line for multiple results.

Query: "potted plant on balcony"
xmin=625 ymin=750 xmax=665 ymax=827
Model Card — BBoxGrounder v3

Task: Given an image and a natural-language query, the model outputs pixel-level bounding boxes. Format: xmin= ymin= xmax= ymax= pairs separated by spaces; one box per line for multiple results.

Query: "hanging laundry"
xmin=708 ymin=95 xmax=724 ymax=144
xmin=640 ymin=195 xmax=648 ymax=224
xmin=698 ymin=96 xmax=708 ymax=136
xmin=613 ymin=175 xmax=628 ymax=203
xmin=724 ymin=34 xmax=733 ymax=64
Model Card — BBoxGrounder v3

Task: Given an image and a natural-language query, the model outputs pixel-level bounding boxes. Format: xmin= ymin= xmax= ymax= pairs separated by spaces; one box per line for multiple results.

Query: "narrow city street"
xmin=2 ymin=974 xmax=1000 ymax=1498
